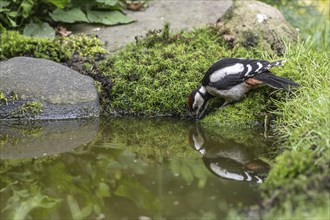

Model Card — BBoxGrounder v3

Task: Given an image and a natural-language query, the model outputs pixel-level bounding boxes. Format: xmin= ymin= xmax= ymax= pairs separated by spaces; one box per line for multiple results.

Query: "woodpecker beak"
xmin=195 ymin=112 xmax=202 ymax=120
xmin=193 ymin=115 xmax=200 ymax=121
xmin=189 ymin=109 xmax=201 ymax=120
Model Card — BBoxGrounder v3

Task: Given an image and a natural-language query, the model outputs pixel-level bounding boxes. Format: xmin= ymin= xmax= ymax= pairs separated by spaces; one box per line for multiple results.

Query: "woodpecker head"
xmin=188 ymin=86 xmax=212 ymax=119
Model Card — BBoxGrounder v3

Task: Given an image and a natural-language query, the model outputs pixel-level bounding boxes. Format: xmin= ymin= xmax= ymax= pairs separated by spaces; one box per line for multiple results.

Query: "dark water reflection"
xmin=0 ymin=118 xmax=274 ymax=220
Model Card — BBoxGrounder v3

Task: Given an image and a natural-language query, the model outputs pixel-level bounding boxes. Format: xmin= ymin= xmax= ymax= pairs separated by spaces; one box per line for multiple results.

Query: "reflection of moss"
xmin=97 ymin=118 xmax=196 ymax=164
xmin=0 ymin=135 xmax=19 ymax=147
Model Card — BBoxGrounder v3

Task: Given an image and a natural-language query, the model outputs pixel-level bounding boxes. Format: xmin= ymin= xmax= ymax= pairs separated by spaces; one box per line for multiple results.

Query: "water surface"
xmin=0 ymin=118 xmax=273 ymax=219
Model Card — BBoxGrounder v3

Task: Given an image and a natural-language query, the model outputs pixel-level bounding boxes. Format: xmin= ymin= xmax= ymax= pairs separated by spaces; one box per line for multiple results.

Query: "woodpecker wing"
xmin=202 ymin=58 xmax=285 ymax=90
xmin=253 ymin=71 xmax=300 ymax=89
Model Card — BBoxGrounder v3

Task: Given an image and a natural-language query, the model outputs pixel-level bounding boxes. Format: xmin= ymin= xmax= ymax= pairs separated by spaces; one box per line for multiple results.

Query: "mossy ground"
xmin=256 ymin=39 xmax=330 ymax=219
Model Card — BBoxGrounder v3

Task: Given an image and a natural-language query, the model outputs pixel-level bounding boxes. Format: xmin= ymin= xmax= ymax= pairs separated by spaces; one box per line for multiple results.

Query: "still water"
xmin=0 ymin=118 xmax=274 ymax=219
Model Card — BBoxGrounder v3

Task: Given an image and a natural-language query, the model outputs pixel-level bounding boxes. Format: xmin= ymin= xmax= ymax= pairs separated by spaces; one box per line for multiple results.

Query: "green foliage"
xmin=0 ymin=31 xmax=107 ymax=62
xmin=260 ymin=0 xmax=330 ymax=51
xmin=0 ymin=0 xmax=134 ymax=38
xmin=50 ymin=8 xmax=89 ymax=23
xmin=23 ymin=22 xmax=55 ymax=39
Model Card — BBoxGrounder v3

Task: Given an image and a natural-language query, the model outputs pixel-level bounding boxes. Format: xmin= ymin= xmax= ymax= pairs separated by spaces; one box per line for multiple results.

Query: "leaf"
xmin=86 ymin=10 xmax=135 ymax=25
xmin=67 ymin=195 xmax=93 ymax=219
xmin=23 ymin=22 xmax=55 ymax=39
xmin=45 ymin=0 xmax=70 ymax=9
xmin=49 ymin=8 xmax=89 ymax=23
xmin=96 ymin=0 xmax=119 ymax=6
xmin=12 ymin=192 xmax=60 ymax=220
xmin=0 ymin=1 xmax=10 ymax=8
xmin=5 ymin=14 xmax=17 ymax=27
xmin=96 ymin=182 xmax=111 ymax=197
xmin=114 ymin=177 xmax=159 ymax=211
xmin=20 ymin=0 xmax=34 ymax=18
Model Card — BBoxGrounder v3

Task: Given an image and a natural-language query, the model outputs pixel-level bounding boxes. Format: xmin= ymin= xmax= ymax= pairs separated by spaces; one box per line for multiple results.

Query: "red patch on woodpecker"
xmin=246 ymin=77 xmax=263 ymax=86
xmin=188 ymin=95 xmax=194 ymax=112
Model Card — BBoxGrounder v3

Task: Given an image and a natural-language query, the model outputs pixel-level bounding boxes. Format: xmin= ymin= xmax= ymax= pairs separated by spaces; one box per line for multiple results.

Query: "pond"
xmin=0 ymin=117 xmax=275 ymax=219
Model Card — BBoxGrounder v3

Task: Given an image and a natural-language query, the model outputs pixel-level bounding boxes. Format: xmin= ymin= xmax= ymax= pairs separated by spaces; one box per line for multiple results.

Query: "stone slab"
xmin=70 ymin=0 xmax=233 ymax=51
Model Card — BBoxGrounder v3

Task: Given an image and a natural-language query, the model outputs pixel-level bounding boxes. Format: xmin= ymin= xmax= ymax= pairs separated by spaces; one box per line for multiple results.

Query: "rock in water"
xmin=217 ymin=0 xmax=299 ymax=55
xmin=0 ymin=57 xmax=100 ymax=120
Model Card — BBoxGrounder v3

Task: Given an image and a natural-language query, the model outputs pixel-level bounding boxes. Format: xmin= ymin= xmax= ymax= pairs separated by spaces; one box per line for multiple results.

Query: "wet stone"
xmin=0 ymin=57 xmax=100 ymax=120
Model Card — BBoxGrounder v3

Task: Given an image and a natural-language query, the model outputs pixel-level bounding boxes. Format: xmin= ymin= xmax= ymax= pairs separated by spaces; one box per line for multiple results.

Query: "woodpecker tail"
xmin=254 ymin=71 xmax=300 ymax=89
xmin=268 ymin=60 xmax=286 ymax=68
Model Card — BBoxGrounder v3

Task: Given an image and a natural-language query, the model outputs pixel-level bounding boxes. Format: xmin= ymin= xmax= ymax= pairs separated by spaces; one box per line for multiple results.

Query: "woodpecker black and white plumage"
xmin=188 ymin=58 xmax=300 ymax=119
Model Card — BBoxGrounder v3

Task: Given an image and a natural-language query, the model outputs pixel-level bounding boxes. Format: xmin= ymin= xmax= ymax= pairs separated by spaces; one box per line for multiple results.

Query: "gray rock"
xmin=70 ymin=0 xmax=233 ymax=51
xmin=217 ymin=0 xmax=299 ymax=55
xmin=0 ymin=57 xmax=100 ymax=120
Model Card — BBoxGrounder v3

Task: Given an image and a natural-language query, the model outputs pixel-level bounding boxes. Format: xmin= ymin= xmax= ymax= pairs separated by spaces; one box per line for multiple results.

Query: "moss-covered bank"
xmin=256 ymin=40 xmax=330 ymax=220
xmin=0 ymin=31 xmax=107 ymax=62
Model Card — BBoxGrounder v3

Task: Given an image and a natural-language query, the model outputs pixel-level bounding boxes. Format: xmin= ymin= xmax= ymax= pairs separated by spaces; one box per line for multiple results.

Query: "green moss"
xmin=259 ymin=149 xmax=329 ymax=219
xmin=11 ymin=101 xmax=44 ymax=119
xmin=0 ymin=91 xmax=19 ymax=106
xmin=0 ymin=91 xmax=8 ymax=105
xmin=55 ymin=34 xmax=108 ymax=58
xmin=0 ymin=31 xmax=107 ymax=62
xmin=254 ymin=37 xmax=330 ymax=219
xmin=201 ymin=88 xmax=271 ymax=129
xmin=0 ymin=31 xmax=70 ymax=62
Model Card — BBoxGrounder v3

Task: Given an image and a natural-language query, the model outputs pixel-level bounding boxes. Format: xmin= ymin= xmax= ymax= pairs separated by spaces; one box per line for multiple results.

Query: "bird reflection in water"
xmin=189 ymin=126 xmax=270 ymax=183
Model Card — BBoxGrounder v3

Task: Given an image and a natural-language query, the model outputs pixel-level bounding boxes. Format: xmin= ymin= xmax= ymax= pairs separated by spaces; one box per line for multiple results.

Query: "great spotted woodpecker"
xmin=188 ymin=58 xmax=300 ymax=119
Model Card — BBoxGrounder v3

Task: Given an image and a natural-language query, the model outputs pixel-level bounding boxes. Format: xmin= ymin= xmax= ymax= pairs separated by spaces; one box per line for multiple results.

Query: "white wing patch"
xmin=210 ymin=63 xmax=244 ymax=83
xmin=198 ymin=86 xmax=207 ymax=94
xmin=256 ymin=62 xmax=263 ymax=72
xmin=244 ymin=64 xmax=252 ymax=76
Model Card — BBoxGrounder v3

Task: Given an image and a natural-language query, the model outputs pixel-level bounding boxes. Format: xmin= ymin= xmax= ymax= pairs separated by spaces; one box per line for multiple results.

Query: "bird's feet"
xmin=218 ymin=100 xmax=229 ymax=109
